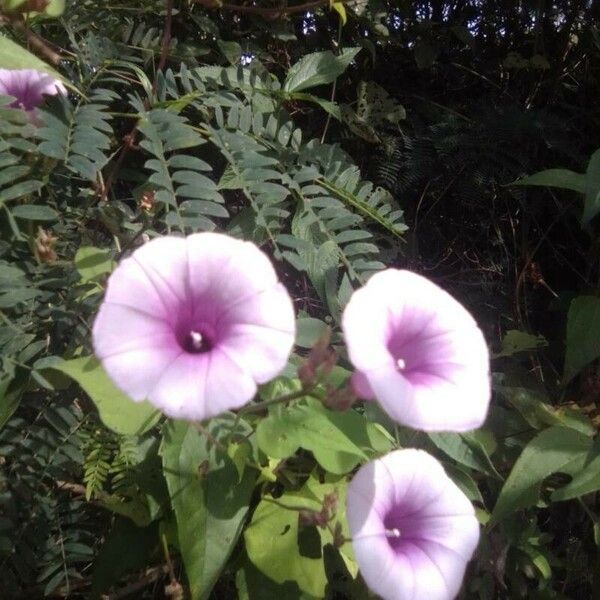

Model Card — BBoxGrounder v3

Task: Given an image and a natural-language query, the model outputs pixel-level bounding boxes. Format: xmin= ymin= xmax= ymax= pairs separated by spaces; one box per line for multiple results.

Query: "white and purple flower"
xmin=92 ymin=233 xmax=296 ymax=421
xmin=0 ymin=68 xmax=65 ymax=115
xmin=346 ymin=449 xmax=480 ymax=600
xmin=342 ymin=269 xmax=490 ymax=432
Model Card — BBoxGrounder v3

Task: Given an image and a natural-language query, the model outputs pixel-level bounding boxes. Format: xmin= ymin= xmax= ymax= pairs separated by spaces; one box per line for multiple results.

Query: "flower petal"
xmin=93 ymin=303 xmax=175 ymax=359
xmin=147 ymin=348 xmax=257 ymax=420
xmin=346 ymin=450 xmax=479 ymax=600
xmin=186 ymin=233 xmax=279 ymax=309
xmin=343 ymin=269 xmax=490 ymax=431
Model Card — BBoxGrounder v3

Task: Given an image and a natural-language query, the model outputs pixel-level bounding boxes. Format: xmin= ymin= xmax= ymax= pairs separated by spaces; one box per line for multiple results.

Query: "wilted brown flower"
xmin=34 ymin=227 xmax=58 ymax=263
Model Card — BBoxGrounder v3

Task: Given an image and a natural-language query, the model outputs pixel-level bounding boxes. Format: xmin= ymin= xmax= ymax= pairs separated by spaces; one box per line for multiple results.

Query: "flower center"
xmin=181 ymin=329 xmax=213 ymax=354
xmin=383 ymin=512 xmax=404 ymax=550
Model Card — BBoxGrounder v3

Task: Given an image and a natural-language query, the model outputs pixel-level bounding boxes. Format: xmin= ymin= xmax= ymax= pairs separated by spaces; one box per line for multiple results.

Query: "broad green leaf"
xmin=244 ymin=473 xmax=349 ymax=597
xmin=497 ymin=386 xmax=594 ymax=435
xmin=51 ymin=357 xmax=160 ymax=435
xmin=75 ymin=246 xmax=115 ymax=283
xmin=160 ymin=420 xmax=256 ymax=600
xmin=492 ymin=329 xmax=548 ymax=358
xmin=552 ymin=437 xmax=600 ymax=501
xmin=512 ymin=169 xmax=586 ymax=194
xmin=236 ymin=560 xmax=317 ymax=600
xmin=295 ymin=317 xmax=329 ymax=349
xmin=563 ymin=296 xmax=600 ymax=382
xmin=429 ymin=432 xmax=502 ymax=479
xmin=489 ymin=426 xmax=592 ymax=526
xmin=0 ymin=37 xmax=64 ymax=80
xmin=283 ymin=48 xmax=361 ymax=93
xmin=288 ymin=93 xmax=342 ymax=120
xmin=2 ymin=0 xmax=65 ymax=15
xmin=256 ymin=399 xmax=389 ymax=474
xmin=90 ymin=518 xmax=158 ymax=599
xmin=583 ymin=149 xmax=600 ymax=224
xmin=444 ymin=463 xmax=484 ymax=504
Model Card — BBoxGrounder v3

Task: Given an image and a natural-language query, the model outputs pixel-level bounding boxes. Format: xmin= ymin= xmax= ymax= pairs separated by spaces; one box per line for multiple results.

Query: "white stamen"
xmin=386 ymin=528 xmax=401 ymax=539
xmin=190 ymin=331 xmax=203 ymax=350
xmin=396 ymin=358 xmax=406 ymax=370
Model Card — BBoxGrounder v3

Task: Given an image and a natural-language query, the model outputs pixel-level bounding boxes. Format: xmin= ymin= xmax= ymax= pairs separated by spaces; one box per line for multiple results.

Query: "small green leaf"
xmin=10 ymin=204 xmax=58 ymax=221
xmin=51 ymin=357 xmax=160 ymax=435
xmin=74 ymin=246 xmax=115 ymax=283
xmin=283 ymin=48 xmax=361 ymax=93
xmin=493 ymin=330 xmax=548 ymax=358
xmin=489 ymin=426 xmax=592 ymax=526
xmin=0 ymin=373 xmax=23 ymax=429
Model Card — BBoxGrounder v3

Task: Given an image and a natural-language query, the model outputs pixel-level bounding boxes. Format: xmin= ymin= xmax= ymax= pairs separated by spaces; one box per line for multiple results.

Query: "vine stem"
xmin=236 ymin=386 xmax=318 ymax=416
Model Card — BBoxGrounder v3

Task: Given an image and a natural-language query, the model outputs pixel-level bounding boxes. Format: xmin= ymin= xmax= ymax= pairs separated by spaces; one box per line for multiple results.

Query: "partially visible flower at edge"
xmin=346 ymin=449 xmax=480 ymax=600
xmin=92 ymin=232 xmax=296 ymax=421
xmin=342 ymin=269 xmax=490 ymax=432
xmin=0 ymin=68 xmax=65 ymax=116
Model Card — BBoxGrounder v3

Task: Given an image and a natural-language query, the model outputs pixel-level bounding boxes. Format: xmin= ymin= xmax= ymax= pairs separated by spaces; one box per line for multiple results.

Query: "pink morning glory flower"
xmin=92 ymin=233 xmax=296 ymax=421
xmin=0 ymin=68 xmax=65 ymax=114
xmin=346 ymin=449 xmax=480 ymax=600
xmin=342 ymin=269 xmax=490 ymax=431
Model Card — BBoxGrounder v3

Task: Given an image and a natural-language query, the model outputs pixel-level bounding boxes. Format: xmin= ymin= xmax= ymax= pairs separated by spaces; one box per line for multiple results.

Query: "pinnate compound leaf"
xmin=160 ymin=420 xmax=256 ymax=600
xmin=489 ymin=426 xmax=592 ymax=526
xmin=51 ymin=357 xmax=160 ymax=435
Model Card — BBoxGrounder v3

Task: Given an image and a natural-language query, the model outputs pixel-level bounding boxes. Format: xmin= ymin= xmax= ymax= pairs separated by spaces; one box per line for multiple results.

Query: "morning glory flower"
xmin=93 ymin=233 xmax=295 ymax=421
xmin=0 ymin=68 xmax=65 ymax=114
xmin=346 ymin=449 xmax=480 ymax=600
xmin=342 ymin=269 xmax=489 ymax=431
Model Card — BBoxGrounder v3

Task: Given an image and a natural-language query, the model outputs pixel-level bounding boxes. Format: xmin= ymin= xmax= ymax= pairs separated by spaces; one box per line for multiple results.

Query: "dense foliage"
xmin=0 ymin=0 xmax=599 ymax=598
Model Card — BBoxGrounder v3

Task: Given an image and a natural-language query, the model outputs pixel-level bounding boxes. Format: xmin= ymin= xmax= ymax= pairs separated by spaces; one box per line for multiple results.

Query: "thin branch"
xmin=193 ymin=0 xmax=355 ymax=17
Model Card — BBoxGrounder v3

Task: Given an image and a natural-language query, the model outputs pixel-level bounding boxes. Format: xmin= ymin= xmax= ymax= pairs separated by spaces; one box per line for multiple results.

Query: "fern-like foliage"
xmin=0 ymin=402 xmax=98 ymax=597
xmin=137 ymin=106 xmax=227 ymax=231
xmin=0 ymin=97 xmax=44 ymax=222
xmin=37 ymin=85 xmax=116 ymax=183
